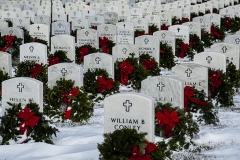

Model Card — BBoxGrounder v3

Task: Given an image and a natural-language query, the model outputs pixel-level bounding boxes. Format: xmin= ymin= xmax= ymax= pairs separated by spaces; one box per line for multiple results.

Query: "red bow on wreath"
xmin=189 ymin=39 xmax=196 ymax=47
xmin=225 ymin=19 xmax=231 ymax=28
xmin=1 ymin=35 xmax=15 ymax=52
xmin=97 ymin=75 xmax=114 ymax=93
xmin=129 ymin=142 xmax=158 ymax=160
xmin=161 ymin=25 xmax=168 ymax=30
xmin=18 ymin=107 xmax=40 ymax=136
xmin=211 ymin=25 xmax=221 ymax=38
xmin=156 ymin=108 xmax=179 ymax=138
xmin=148 ymin=30 xmax=153 ymax=35
xmin=0 ymin=90 xmax=2 ymax=96
xmin=33 ymin=37 xmax=38 ymax=42
xmin=209 ymin=71 xmax=222 ymax=97
xmin=119 ymin=61 xmax=134 ymax=85
xmin=160 ymin=50 xmax=165 ymax=55
xmin=79 ymin=47 xmax=89 ymax=63
xmin=137 ymin=33 xmax=144 ymax=37
xmin=184 ymin=86 xmax=210 ymax=112
xmin=30 ymin=63 xmax=42 ymax=78
xmin=142 ymin=58 xmax=155 ymax=70
xmin=181 ymin=17 xmax=187 ymax=23
xmin=92 ymin=26 xmax=97 ymax=30
xmin=179 ymin=42 xmax=188 ymax=58
xmin=62 ymin=88 xmax=78 ymax=119
xmin=49 ymin=57 xmax=60 ymax=66
xmin=99 ymin=37 xmax=110 ymax=53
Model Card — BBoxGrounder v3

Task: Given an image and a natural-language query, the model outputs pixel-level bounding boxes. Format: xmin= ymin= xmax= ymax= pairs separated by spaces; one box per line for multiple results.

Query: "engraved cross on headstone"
xmin=185 ymin=68 xmax=192 ymax=77
xmin=122 ymin=48 xmax=127 ymax=54
xmin=37 ymin=26 xmax=40 ymax=31
xmin=144 ymin=38 xmax=149 ymax=44
xmin=61 ymin=68 xmax=67 ymax=76
xmin=222 ymin=46 xmax=227 ymax=53
xmin=157 ymin=82 xmax=165 ymax=91
xmin=177 ymin=28 xmax=180 ymax=32
xmin=95 ymin=57 xmax=101 ymax=64
xmin=104 ymin=26 xmax=108 ymax=31
xmin=123 ymin=100 xmax=132 ymax=112
xmin=19 ymin=19 xmax=22 ymax=24
xmin=58 ymin=23 xmax=62 ymax=28
xmin=94 ymin=17 xmax=98 ymax=21
xmin=206 ymin=56 xmax=212 ymax=64
xmin=137 ymin=20 xmax=141 ymax=24
xmin=9 ymin=30 xmax=13 ymax=35
xmin=17 ymin=83 xmax=24 ymax=92
xmin=235 ymin=38 xmax=240 ymax=44
xmin=161 ymin=33 xmax=166 ymax=39
xmin=29 ymin=46 xmax=34 ymax=52
xmin=123 ymin=24 xmax=126 ymax=28
xmin=85 ymin=31 xmax=89 ymax=36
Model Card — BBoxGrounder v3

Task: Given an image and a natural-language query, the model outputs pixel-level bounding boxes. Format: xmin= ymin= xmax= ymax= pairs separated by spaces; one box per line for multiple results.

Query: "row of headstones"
xmin=0 ymin=60 xmax=221 ymax=141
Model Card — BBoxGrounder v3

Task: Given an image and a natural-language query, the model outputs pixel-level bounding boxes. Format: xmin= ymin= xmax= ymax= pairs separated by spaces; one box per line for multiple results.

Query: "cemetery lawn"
xmin=1 ymin=94 xmax=240 ymax=160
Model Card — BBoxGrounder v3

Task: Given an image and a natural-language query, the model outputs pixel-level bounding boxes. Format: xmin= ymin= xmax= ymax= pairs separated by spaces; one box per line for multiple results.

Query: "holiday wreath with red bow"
xmin=83 ymin=68 xmax=120 ymax=100
xmin=75 ymin=44 xmax=99 ymax=64
xmin=175 ymin=38 xmax=195 ymax=60
xmin=155 ymin=103 xmax=199 ymax=151
xmin=159 ymin=42 xmax=176 ymax=69
xmin=44 ymin=78 xmax=94 ymax=122
xmin=98 ymin=128 xmax=172 ymax=160
xmin=139 ymin=54 xmax=160 ymax=76
xmin=99 ymin=36 xmax=115 ymax=54
xmin=14 ymin=60 xmax=48 ymax=85
xmin=0 ymin=35 xmax=22 ymax=60
xmin=0 ymin=102 xmax=58 ymax=145
xmin=48 ymin=50 xmax=73 ymax=66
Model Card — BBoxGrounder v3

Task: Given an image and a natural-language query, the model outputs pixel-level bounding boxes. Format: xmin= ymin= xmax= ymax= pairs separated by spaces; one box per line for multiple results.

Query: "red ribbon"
xmin=79 ymin=47 xmax=89 ymax=63
xmin=209 ymin=71 xmax=222 ymax=88
xmin=160 ymin=50 xmax=165 ymax=55
xmin=181 ymin=17 xmax=186 ymax=23
xmin=1 ymin=35 xmax=15 ymax=52
xmin=18 ymin=107 xmax=40 ymax=136
xmin=30 ymin=63 xmax=42 ymax=79
xmin=225 ymin=19 xmax=231 ymax=28
xmin=179 ymin=42 xmax=188 ymax=58
xmin=92 ymin=26 xmax=97 ymax=30
xmin=97 ymin=75 xmax=114 ymax=93
xmin=49 ymin=57 xmax=60 ymax=66
xmin=0 ymin=90 xmax=2 ymax=96
xmin=86 ymin=2 xmax=90 ymax=6
xmin=33 ymin=37 xmax=38 ymax=42
xmin=184 ymin=86 xmax=210 ymax=112
xmin=161 ymin=25 xmax=168 ymax=30
xmin=119 ymin=61 xmax=134 ymax=85
xmin=62 ymin=88 xmax=78 ymax=119
xmin=99 ymin=37 xmax=110 ymax=53
xmin=137 ymin=33 xmax=144 ymax=37
xmin=148 ymin=30 xmax=153 ymax=35
xmin=142 ymin=58 xmax=155 ymax=70
xmin=129 ymin=142 xmax=158 ymax=160
xmin=211 ymin=25 xmax=221 ymax=38
xmin=156 ymin=108 xmax=179 ymax=138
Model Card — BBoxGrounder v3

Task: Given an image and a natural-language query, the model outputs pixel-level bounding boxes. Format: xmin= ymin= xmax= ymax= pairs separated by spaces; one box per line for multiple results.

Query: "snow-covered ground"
xmin=1 ymin=94 xmax=240 ymax=160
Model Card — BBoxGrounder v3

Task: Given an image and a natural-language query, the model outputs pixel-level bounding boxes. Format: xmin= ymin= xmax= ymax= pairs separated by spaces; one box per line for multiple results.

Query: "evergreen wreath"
xmin=0 ymin=69 xmax=10 ymax=100
xmin=70 ymin=29 xmax=77 ymax=38
xmin=181 ymin=17 xmax=190 ymax=23
xmin=44 ymin=78 xmax=94 ymax=122
xmin=0 ymin=102 xmax=58 ymax=145
xmin=160 ymin=24 xmax=169 ymax=30
xmin=212 ymin=8 xmax=219 ymax=14
xmin=209 ymin=63 xmax=240 ymax=107
xmin=48 ymin=50 xmax=73 ymax=66
xmin=148 ymin=24 xmax=159 ymax=35
xmin=184 ymin=86 xmax=219 ymax=125
xmin=114 ymin=53 xmax=148 ymax=90
xmin=155 ymin=103 xmax=199 ymax=151
xmin=0 ymin=35 xmax=22 ymax=60
xmin=134 ymin=29 xmax=145 ymax=39
xmin=75 ymin=44 xmax=99 ymax=64
xmin=221 ymin=17 xmax=240 ymax=33
xmin=83 ymin=68 xmax=119 ymax=100
xmin=5 ymin=20 xmax=12 ymax=27
xmin=97 ymin=128 xmax=172 ymax=160
xmin=14 ymin=60 xmax=48 ymax=85
xmin=99 ymin=36 xmax=115 ymax=54
xmin=210 ymin=24 xmax=225 ymax=42
xmin=189 ymin=34 xmax=204 ymax=53
xmin=175 ymin=38 xmax=195 ymax=60
xmin=160 ymin=42 xmax=176 ymax=69
xmin=139 ymin=54 xmax=160 ymax=76
xmin=33 ymin=37 xmax=48 ymax=46
xmin=21 ymin=27 xmax=33 ymax=43
xmin=190 ymin=12 xmax=198 ymax=21
xmin=172 ymin=16 xmax=182 ymax=25
xmin=201 ymin=29 xmax=213 ymax=48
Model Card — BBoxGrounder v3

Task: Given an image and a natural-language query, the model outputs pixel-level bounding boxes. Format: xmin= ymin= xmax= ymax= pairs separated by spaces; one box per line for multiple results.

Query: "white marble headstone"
xmin=112 ymin=45 xmax=139 ymax=62
xmin=48 ymin=63 xmax=83 ymax=88
xmin=194 ymin=52 xmax=227 ymax=72
xmin=83 ymin=52 xmax=114 ymax=78
xmin=153 ymin=31 xmax=176 ymax=54
xmin=2 ymin=77 xmax=43 ymax=115
xmin=29 ymin=24 xmax=50 ymax=45
xmin=20 ymin=42 xmax=48 ymax=64
xmin=116 ymin=22 xmax=134 ymax=45
xmin=131 ymin=17 xmax=148 ymax=33
xmin=169 ymin=25 xmax=189 ymax=44
xmin=141 ymin=76 xmax=184 ymax=109
xmin=0 ymin=52 xmax=12 ymax=77
xmin=104 ymin=92 xmax=155 ymax=141
xmin=97 ymin=24 xmax=117 ymax=43
xmin=52 ymin=21 xmax=70 ymax=35
xmin=172 ymin=63 xmax=208 ymax=95
xmin=51 ymin=35 xmax=75 ymax=63
xmin=72 ymin=18 xmax=89 ymax=30
xmin=77 ymin=29 xmax=99 ymax=48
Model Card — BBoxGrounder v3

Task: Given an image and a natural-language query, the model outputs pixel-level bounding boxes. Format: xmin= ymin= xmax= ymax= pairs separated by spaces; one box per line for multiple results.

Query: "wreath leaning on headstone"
xmin=44 ymin=78 xmax=94 ymax=123
xmin=48 ymin=50 xmax=73 ymax=66
xmin=175 ymin=38 xmax=195 ymax=61
xmin=83 ymin=68 xmax=120 ymax=100
xmin=155 ymin=103 xmax=199 ymax=151
xmin=159 ymin=42 xmax=176 ymax=69
xmin=148 ymin=24 xmax=159 ymax=35
xmin=0 ymin=35 xmax=22 ymax=60
xmin=0 ymin=102 xmax=58 ymax=145
xmin=114 ymin=53 xmax=148 ymax=90
xmin=75 ymin=44 xmax=99 ymax=65
xmin=98 ymin=128 xmax=172 ymax=160
xmin=201 ymin=29 xmax=213 ymax=48
xmin=99 ymin=36 xmax=115 ymax=54
xmin=14 ymin=60 xmax=48 ymax=85
xmin=189 ymin=34 xmax=204 ymax=53
xmin=139 ymin=54 xmax=160 ymax=76
xmin=0 ymin=69 xmax=10 ymax=100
